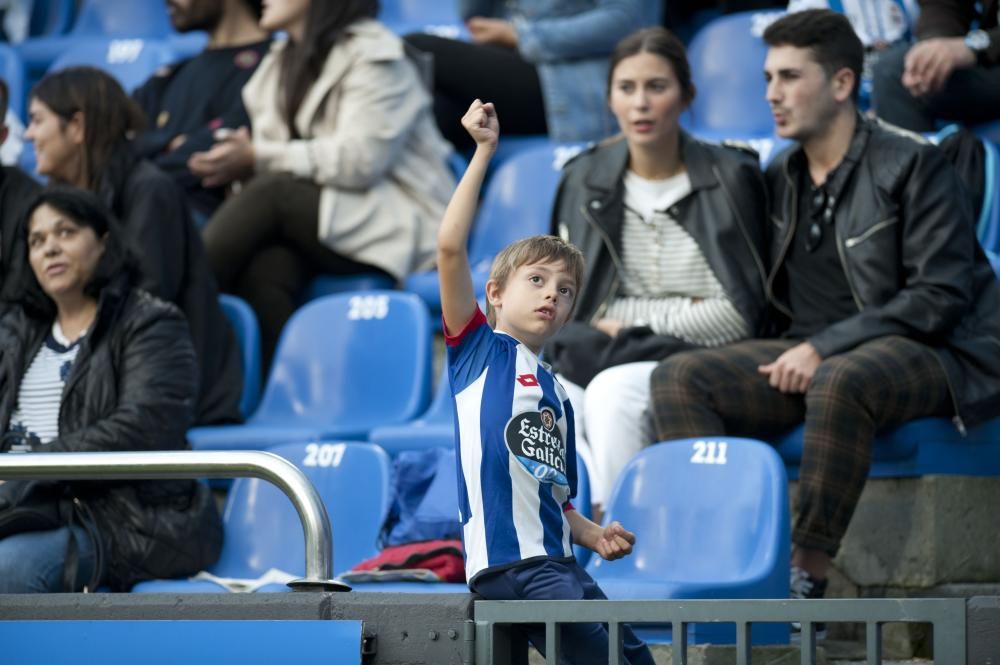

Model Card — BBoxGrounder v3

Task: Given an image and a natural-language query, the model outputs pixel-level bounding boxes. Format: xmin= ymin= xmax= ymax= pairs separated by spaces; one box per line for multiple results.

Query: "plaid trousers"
xmin=649 ymin=336 xmax=951 ymax=556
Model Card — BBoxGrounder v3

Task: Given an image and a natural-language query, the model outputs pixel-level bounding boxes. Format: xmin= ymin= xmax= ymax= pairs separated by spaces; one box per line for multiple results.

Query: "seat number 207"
xmin=689 ymin=440 xmax=728 ymax=465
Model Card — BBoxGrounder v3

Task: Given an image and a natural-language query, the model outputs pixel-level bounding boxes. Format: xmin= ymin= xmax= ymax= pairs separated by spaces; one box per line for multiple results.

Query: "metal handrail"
xmin=0 ymin=451 xmax=349 ymax=592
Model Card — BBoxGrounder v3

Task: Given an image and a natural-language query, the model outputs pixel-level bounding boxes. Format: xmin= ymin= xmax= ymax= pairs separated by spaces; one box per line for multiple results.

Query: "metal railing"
xmin=0 ymin=450 xmax=349 ymax=591
xmin=474 ymin=598 xmax=967 ymax=665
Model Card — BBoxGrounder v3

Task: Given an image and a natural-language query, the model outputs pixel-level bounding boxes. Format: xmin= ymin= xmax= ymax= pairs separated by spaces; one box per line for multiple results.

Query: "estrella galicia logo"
xmin=504 ymin=407 xmax=568 ymax=486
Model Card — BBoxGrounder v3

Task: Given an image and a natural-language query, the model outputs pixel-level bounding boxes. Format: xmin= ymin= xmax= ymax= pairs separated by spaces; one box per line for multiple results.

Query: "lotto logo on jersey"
xmin=504 ymin=407 xmax=568 ymax=486
xmin=516 ymin=374 xmax=539 ymax=387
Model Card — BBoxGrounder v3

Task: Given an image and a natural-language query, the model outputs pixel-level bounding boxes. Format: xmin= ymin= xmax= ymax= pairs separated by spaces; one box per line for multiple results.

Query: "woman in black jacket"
xmin=0 ymin=188 xmax=222 ymax=592
xmin=549 ymin=27 xmax=769 ymax=519
xmin=24 ymin=67 xmax=243 ymax=425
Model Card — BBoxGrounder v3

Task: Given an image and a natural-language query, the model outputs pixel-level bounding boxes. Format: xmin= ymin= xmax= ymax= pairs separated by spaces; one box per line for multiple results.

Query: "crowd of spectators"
xmin=0 ymin=0 xmax=997 ymax=606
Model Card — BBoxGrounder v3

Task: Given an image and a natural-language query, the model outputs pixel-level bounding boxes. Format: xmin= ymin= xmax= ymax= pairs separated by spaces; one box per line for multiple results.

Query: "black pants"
xmin=202 ymin=173 xmax=389 ymax=371
xmin=404 ymin=33 xmax=547 ymax=151
xmin=873 ymin=42 xmax=1000 ymax=132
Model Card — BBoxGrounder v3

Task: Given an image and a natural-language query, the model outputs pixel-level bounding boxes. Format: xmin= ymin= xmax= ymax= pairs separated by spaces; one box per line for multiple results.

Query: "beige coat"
xmin=243 ymin=20 xmax=455 ymax=280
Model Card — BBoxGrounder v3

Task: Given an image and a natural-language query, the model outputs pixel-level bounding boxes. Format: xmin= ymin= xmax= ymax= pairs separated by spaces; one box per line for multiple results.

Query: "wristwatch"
xmin=964 ymin=29 xmax=992 ymax=65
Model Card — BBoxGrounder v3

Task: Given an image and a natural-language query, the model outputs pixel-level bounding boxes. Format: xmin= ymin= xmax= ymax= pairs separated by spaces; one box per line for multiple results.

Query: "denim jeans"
xmin=0 ymin=525 xmax=97 ymax=593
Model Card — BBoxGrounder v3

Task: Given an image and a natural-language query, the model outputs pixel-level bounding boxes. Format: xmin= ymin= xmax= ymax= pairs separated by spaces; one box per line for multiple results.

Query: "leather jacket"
xmin=551 ymin=132 xmax=770 ymax=335
xmin=0 ymin=277 xmax=223 ymax=589
xmin=767 ymin=116 xmax=1000 ymax=429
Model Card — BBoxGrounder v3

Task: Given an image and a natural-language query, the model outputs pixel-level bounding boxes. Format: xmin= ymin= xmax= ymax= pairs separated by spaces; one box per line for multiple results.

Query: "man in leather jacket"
xmin=650 ymin=9 xmax=1000 ymax=603
xmin=873 ymin=0 xmax=1000 ymax=131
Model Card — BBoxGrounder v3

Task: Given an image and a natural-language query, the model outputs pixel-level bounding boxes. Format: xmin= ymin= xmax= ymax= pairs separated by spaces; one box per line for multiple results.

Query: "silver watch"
xmin=965 ymin=29 xmax=991 ymax=54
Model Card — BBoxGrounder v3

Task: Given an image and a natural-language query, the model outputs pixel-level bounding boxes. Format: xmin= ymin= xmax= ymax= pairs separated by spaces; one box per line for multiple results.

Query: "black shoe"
xmin=790 ymin=566 xmax=827 ymax=637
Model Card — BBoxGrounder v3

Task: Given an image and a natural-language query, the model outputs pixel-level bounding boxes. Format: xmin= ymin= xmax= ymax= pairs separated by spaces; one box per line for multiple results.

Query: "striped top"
xmin=7 ymin=321 xmax=84 ymax=451
xmin=604 ymin=170 xmax=748 ymax=347
xmin=446 ymin=308 xmax=577 ymax=586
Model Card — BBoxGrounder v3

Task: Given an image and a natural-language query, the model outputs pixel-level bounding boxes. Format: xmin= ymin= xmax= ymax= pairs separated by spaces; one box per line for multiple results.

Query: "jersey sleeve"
xmin=445 ymin=307 xmax=497 ymax=395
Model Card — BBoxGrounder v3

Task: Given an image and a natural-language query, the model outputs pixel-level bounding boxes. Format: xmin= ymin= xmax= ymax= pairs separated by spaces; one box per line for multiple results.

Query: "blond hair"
xmin=485 ymin=235 xmax=585 ymax=327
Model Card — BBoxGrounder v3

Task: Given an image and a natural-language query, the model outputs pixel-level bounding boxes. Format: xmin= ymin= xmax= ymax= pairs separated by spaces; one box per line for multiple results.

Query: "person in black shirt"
xmin=650 ymin=9 xmax=1000 ymax=608
xmin=133 ymin=0 xmax=269 ymax=220
xmin=0 ymin=77 xmax=41 ymax=312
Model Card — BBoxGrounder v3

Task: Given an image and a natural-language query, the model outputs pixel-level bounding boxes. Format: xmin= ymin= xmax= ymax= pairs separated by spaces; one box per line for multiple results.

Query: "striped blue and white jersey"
xmin=446 ymin=308 xmax=578 ymax=585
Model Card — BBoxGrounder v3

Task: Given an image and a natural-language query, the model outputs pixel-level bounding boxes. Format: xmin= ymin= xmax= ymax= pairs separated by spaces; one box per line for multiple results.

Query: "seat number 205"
xmin=689 ymin=440 xmax=728 ymax=465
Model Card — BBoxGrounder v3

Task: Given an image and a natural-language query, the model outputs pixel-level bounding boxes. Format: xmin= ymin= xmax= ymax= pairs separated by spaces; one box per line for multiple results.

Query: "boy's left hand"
xmin=595 ymin=521 xmax=636 ymax=561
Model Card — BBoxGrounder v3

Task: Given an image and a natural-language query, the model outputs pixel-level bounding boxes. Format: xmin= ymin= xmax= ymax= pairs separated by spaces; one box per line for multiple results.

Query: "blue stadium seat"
xmin=405 ymin=141 xmax=567 ymax=315
xmin=18 ymin=0 xmax=173 ymax=75
xmin=684 ymin=10 xmax=777 ymax=137
xmin=46 ymin=38 xmax=177 ymax=93
xmin=0 ymin=44 xmax=26 ymax=120
xmin=380 ymin=0 xmax=466 ymax=39
xmin=188 ymin=291 xmax=433 ymax=450
xmin=775 ymin=417 xmax=1000 ymax=478
xmin=299 ymin=272 xmax=397 ymax=305
xmin=368 ymin=365 xmax=454 ymax=454
xmin=979 ymin=138 xmax=1000 ymax=254
xmin=217 ymin=294 xmax=262 ymax=420
xmin=132 ymin=441 xmax=393 ymax=592
xmin=27 ymin=0 xmax=76 ymax=39
xmin=587 ymin=438 xmax=789 ymax=645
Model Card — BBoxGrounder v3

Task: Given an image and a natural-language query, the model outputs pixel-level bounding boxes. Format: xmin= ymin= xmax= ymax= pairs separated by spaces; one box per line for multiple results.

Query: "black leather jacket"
xmin=0 ymin=278 xmax=222 ymax=589
xmin=551 ymin=133 xmax=770 ymax=335
xmin=767 ymin=117 xmax=1000 ymax=429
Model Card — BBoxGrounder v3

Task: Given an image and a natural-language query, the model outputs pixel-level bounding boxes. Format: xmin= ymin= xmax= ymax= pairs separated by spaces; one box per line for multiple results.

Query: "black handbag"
xmin=544 ymin=321 xmax=697 ymax=387
xmin=0 ymin=478 xmax=103 ymax=591
xmin=0 ymin=479 xmax=71 ymax=539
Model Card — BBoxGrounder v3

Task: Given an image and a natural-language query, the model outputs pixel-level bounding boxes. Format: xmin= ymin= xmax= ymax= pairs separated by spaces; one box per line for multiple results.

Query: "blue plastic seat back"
xmin=685 ymin=11 xmax=777 ymax=136
xmin=587 ymin=438 xmax=788 ymax=587
xmin=380 ymin=0 xmax=465 ymax=38
xmin=28 ymin=0 xmax=76 ymax=38
xmin=218 ymin=294 xmax=262 ymax=419
xmin=214 ymin=441 xmax=392 ymax=579
xmin=252 ymin=291 xmax=432 ymax=431
xmin=0 ymin=44 xmax=26 ymax=119
xmin=299 ymin=273 xmax=397 ymax=305
xmin=467 ymin=143 xmax=565 ymax=273
xmin=70 ymin=0 xmax=172 ymax=38
xmin=979 ymin=139 xmax=1000 ymax=253
xmin=48 ymin=38 xmax=177 ymax=92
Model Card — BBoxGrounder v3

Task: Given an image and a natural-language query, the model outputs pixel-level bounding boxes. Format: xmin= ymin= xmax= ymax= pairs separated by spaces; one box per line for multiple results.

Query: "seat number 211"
xmin=689 ymin=440 xmax=728 ymax=465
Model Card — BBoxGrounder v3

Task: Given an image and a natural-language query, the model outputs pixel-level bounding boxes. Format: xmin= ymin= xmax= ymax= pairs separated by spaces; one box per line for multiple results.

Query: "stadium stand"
xmin=0 ymin=44 xmax=25 ymax=121
xmin=218 ymin=294 xmax=262 ymax=419
xmin=368 ymin=365 xmax=454 ymax=455
xmin=587 ymin=438 xmax=790 ymax=645
xmin=405 ymin=141 xmax=566 ymax=316
xmin=26 ymin=0 xmax=76 ymax=41
xmin=17 ymin=0 xmax=174 ymax=75
xmin=298 ymin=272 xmax=397 ymax=306
xmin=187 ymin=292 xmax=433 ymax=450
xmin=132 ymin=441 xmax=393 ymax=591
xmin=379 ymin=0 xmax=465 ymax=39
xmin=683 ymin=10 xmax=777 ymax=137
xmin=46 ymin=37 xmax=176 ymax=92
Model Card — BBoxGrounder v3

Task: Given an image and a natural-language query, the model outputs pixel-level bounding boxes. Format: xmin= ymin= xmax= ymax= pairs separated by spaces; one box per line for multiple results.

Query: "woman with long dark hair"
xmin=550 ymin=27 xmax=769 ymax=519
xmin=0 ymin=188 xmax=222 ymax=592
xmin=190 ymin=0 xmax=455 ymax=365
xmin=24 ymin=67 xmax=243 ymax=425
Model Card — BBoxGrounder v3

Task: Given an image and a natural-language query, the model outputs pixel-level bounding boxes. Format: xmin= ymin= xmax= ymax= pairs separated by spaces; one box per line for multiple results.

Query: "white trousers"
xmin=560 ymin=361 xmax=658 ymax=507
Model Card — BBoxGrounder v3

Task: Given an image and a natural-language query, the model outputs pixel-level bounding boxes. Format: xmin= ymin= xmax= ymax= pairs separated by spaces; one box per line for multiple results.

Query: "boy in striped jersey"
xmin=437 ymin=99 xmax=654 ymax=665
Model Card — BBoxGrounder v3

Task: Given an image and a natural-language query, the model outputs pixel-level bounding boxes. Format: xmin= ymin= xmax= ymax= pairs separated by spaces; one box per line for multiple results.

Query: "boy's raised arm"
xmin=438 ymin=99 xmax=500 ymax=335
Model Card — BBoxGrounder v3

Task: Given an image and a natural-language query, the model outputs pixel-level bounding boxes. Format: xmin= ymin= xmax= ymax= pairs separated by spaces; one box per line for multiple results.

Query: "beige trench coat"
xmin=243 ymin=20 xmax=455 ymax=281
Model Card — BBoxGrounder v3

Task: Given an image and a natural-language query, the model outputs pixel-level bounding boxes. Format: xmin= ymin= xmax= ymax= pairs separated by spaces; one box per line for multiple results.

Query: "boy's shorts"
xmin=474 ymin=558 xmax=655 ymax=665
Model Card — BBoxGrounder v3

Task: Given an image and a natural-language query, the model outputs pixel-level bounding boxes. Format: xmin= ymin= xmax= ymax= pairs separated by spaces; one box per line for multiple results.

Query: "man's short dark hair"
xmin=0 ymin=78 xmax=8 ymax=117
xmin=763 ymin=9 xmax=864 ymax=103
